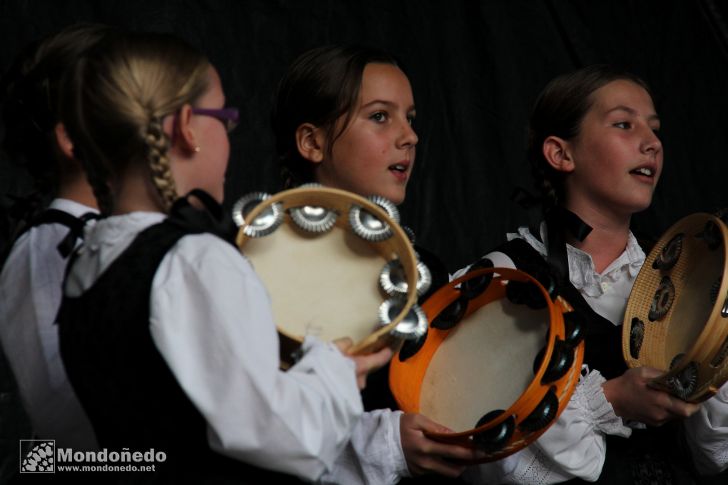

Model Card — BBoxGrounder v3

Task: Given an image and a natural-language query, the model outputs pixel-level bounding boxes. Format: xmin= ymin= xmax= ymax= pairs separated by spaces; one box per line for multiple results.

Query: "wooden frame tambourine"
xmin=623 ymin=213 xmax=728 ymax=402
xmin=389 ymin=266 xmax=584 ymax=462
xmin=233 ymin=186 xmax=429 ymax=366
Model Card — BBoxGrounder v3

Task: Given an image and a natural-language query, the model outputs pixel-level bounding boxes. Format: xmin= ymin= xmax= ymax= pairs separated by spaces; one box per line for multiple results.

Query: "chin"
xmin=385 ymin=192 xmax=405 ymax=205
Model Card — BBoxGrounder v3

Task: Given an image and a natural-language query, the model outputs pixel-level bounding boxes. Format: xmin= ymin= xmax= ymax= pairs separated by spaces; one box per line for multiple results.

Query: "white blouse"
xmin=63 ymin=211 xmax=409 ymax=482
xmin=0 ymin=198 xmax=97 ymax=449
xmin=460 ymin=224 xmax=728 ymax=483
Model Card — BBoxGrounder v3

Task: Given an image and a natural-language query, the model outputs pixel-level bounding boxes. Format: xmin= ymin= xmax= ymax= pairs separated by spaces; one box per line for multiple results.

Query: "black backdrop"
xmin=1 ymin=0 xmax=727 ymax=272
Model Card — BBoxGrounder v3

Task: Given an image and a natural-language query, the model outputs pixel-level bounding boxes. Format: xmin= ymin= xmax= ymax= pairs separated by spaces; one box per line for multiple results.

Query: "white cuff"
xmin=575 ymin=370 xmax=631 ymax=438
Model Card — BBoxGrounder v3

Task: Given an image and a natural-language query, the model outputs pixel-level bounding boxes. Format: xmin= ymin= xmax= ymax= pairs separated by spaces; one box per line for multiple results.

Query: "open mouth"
xmin=389 ymin=163 xmax=408 ymax=173
xmin=630 ymin=167 xmax=655 ymax=177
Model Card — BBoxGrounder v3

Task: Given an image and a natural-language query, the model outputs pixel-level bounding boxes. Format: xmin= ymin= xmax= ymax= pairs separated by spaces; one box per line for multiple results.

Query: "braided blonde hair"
xmin=60 ymin=31 xmax=210 ymax=214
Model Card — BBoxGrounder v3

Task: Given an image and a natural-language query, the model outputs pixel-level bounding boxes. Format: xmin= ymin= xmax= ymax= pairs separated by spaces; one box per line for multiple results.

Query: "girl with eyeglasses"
xmin=56 ymin=31 xmax=391 ymax=483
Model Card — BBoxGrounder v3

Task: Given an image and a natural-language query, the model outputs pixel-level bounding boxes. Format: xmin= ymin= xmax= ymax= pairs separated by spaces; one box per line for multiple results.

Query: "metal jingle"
xmin=562 ymin=311 xmax=585 ymax=347
xmin=432 ymin=294 xmax=468 ymax=330
xmin=665 ymin=360 xmax=699 ymax=400
xmin=378 ymin=299 xmax=428 ymax=341
xmin=349 ymin=205 xmax=393 ymax=242
xmin=401 ymin=225 xmax=416 ymax=244
xmin=398 ymin=328 xmax=429 ymax=362
xmin=648 ymin=276 xmax=675 ymax=322
xmin=506 ymin=279 xmax=547 ymax=310
xmin=652 ymin=233 xmax=683 ymax=271
xmin=232 ymin=192 xmax=284 ymax=238
xmin=474 ymin=410 xmax=516 ymax=453
xmin=289 ymin=205 xmax=338 ymax=234
xmin=379 ymin=259 xmax=433 ymax=297
xmin=669 ymin=353 xmax=686 ymax=370
xmin=629 ymin=317 xmax=645 ymax=360
xmin=367 ymin=194 xmax=400 ymax=224
xmin=519 ymin=387 xmax=559 ymax=433
xmin=534 ymin=339 xmax=574 ymax=384
xmin=698 ymin=221 xmax=722 ymax=250
xmin=460 ymin=258 xmax=494 ymax=300
xmin=232 ymin=192 xmax=268 ymax=227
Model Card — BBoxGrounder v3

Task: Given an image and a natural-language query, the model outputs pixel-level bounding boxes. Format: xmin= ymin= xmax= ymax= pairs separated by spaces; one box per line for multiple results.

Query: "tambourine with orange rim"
xmin=233 ymin=185 xmax=430 ymax=366
xmin=623 ymin=213 xmax=728 ymax=402
xmin=389 ymin=264 xmax=585 ymax=462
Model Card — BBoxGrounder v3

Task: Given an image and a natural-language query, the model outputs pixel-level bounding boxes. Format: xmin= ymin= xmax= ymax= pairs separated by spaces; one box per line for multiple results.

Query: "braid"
xmin=530 ymin=159 xmax=560 ymax=216
xmin=145 ymin=117 xmax=177 ymax=211
xmin=82 ymin=156 xmax=113 ymax=215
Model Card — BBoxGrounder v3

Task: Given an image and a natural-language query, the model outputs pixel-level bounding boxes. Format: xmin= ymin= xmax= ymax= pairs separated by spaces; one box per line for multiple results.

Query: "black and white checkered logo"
xmin=19 ymin=440 xmax=55 ymax=473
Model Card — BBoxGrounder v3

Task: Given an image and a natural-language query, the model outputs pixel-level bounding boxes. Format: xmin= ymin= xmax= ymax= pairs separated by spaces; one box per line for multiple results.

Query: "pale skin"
xmin=295 ymin=63 xmax=417 ymax=205
xmin=542 ymin=79 xmax=700 ymax=425
xmin=294 ymin=61 xmax=483 ymax=475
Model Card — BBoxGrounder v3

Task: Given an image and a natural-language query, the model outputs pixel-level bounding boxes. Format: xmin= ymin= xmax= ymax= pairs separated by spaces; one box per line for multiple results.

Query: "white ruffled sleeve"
xmin=463 ymin=370 xmax=631 ymax=484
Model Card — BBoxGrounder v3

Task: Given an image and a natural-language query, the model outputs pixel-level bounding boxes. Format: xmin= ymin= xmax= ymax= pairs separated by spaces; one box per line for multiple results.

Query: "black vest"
xmin=57 ymin=203 xmax=304 ymax=484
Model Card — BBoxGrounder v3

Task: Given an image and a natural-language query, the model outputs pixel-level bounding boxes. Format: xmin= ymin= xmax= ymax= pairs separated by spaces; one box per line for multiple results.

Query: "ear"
xmin=171 ymin=104 xmax=198 ymax=154
xmin=542 ymin=136 xmax=575 ymax=173
xmin=54 ymin=123 xmax=74 ymax=160
xmin=294 ymin=123 xmax=325 ymax=163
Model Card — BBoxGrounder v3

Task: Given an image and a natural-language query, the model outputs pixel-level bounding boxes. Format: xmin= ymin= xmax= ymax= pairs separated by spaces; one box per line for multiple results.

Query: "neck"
xmin=112 ymin=167 xmax=167 ymax=215
xmin=563 ymin=203 xmax=632 ymax=274
xmin=57 ymin=175 xmax=98 ymax=210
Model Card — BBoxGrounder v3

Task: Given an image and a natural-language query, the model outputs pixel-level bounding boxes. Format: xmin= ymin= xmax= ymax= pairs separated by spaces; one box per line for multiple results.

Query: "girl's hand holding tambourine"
xmin=603 ymin=367 xmax=701 ymax=426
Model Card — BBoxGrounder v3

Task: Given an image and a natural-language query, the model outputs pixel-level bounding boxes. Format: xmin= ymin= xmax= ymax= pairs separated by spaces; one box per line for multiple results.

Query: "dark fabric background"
xmin=1 ymin=0 xmax=727 ymax=272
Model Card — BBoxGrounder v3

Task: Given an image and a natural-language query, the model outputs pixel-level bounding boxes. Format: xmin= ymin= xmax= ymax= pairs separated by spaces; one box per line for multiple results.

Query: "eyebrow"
xmin=606 ymin=105 xmax=660 ymax=122
xmin=360 ymin=99 xmax=416 ymax=112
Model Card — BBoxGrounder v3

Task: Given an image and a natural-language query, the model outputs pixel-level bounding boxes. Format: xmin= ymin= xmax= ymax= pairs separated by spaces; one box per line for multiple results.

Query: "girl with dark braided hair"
xmin=56 ymin=31 xmax=393 ymax=483
xmin=454 ymin=66 xmax=728 ymax=484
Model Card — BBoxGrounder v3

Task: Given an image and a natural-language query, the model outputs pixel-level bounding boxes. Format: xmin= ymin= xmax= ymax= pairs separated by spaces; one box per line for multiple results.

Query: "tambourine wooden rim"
xmin=623 ymin=213 xmax=728 ymax=402
xmin=235 ymin=186 xmax=419 ymax=357
xmin=389 ymin=267 xmax=584 ymax=462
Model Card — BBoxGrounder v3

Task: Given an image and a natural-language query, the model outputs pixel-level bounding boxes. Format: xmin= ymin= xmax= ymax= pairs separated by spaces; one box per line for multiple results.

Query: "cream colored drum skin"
xmin=390 ymin=267 xmax=584 ymax=463
xmin=235 ymin=186 xmax=421 ymax=363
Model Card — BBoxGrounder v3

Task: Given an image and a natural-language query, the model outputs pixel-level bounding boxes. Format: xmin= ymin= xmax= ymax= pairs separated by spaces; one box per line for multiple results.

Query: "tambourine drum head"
xmin=243 ymin=222 xmax=384 ymax=343
xmin=666 ymin=253 xmax=723 ymax=363
xmin=420 ymin=299 xmax=548 ymax=432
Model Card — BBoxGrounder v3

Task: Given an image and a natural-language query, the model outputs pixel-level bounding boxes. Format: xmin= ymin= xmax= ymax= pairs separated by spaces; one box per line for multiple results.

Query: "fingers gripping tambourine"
xmin=233 ymin=186 xmax=429 ymax=365
xmin=389 ymin=266 xmax=585 ymax=462
xmin=623 ymin=213 xmax=728 ymax=402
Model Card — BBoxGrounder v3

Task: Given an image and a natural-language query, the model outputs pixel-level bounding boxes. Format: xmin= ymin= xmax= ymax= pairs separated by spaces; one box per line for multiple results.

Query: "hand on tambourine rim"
xmin=334 ymin=337 xmax=393 ymax=390
xmin=602 ymin=366 xmax=701 ymax=426
xmin=400 ymin=413 xmax=487 ymax=477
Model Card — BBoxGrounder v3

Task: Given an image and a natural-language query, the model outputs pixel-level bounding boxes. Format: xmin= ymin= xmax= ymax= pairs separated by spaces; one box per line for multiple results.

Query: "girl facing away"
xmin=56 ymin=30 xmax=393 ymax=483
xmin=0 ymin=23 xmax=112 ymax=452
xmin=457 ymin=65 xmax=728 ymax=484
xmin=271 ymin=45 xmax=476 ymax=483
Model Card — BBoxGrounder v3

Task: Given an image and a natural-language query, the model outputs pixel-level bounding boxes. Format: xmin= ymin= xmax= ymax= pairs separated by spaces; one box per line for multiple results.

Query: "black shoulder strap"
xmin=31 ymin=209 xmax=100 ymax=258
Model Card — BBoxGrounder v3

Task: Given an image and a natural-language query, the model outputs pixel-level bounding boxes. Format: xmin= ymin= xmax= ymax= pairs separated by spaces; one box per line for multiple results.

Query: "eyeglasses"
xmin=191 ymin=107 xmax=239 ymax=133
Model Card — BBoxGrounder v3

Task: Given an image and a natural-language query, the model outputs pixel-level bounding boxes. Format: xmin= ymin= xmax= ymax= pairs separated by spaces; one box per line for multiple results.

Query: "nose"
xmin=641 ymin=125 xmax=662 ymax=156
xmin=397 ymin=118 xmax=418 ymax=149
